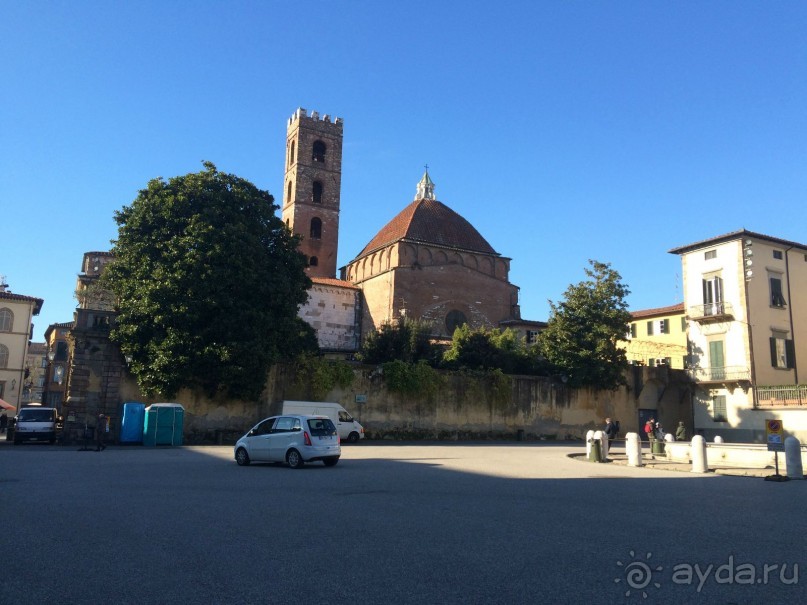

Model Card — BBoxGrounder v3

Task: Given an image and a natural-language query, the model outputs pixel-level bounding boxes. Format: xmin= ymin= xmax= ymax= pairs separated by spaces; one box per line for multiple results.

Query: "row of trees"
xmin=101 ymin=164 xmax=632 ymax=401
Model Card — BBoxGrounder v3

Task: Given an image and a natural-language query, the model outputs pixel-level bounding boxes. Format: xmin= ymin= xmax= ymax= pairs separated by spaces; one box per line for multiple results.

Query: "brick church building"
xmin=285 ymin=108 xmax=542 ymax=353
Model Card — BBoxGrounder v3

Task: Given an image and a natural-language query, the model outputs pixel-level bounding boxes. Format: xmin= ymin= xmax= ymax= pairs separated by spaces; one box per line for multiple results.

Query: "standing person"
xmin=655 ymin=422 xmax=665 ymax=441
xmin=644 ymin=418 xmax=655 ymax=443
xmin=0 ymin=411 xmax=7 ymax=434
xmin=95 ymin=413 xmax=107 ymax=451
xmin=604 ymin=418 xmax=619 ymax=442
xmin=675 ymin=421 xmax=687 ymax=441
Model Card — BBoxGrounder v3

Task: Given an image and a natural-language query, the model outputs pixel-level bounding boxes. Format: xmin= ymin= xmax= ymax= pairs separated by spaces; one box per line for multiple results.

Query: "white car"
xmin=234 ymin=414 xmax=341 ymax=468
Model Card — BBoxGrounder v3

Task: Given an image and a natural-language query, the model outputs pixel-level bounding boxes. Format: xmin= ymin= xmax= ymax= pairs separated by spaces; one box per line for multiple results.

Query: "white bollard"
xmin=785 ymin=436 xmax=804 ymax=480
xmin=626 ymin=432 xmax=643 ymax=467
xmin=691 ymin=435 xmax=708 ymax=473
xmin=595 ymin=430 xmax=609 ymax=460
xmin=585 ymin=429 xmax=594 ymax=458
xmin=714 ymin=435 xmax=724 ymax=444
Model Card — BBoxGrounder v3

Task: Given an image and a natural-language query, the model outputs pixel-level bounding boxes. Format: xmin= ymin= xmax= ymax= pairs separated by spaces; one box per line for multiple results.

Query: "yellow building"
xmin=623 ymin=303 xmax=687 ymax=369
xmin=0 ymin=283 xmax=44 ymax=411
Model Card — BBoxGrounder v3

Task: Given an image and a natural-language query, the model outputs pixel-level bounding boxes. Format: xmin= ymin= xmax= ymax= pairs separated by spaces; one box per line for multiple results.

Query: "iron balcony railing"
xmin=688 ymin=301 xmax=735 ymax=322
xmin=756 ymin=385 xmax=807 ymax=408
xmin=687 ymin=366 xmax=751 ymax=382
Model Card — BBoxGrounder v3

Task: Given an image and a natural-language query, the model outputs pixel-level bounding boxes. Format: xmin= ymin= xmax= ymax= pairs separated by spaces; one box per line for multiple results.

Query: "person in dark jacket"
xmin=675 ymin=421 xmax=687 ymax=441
xmin=95 ymin=413 xmax=107 ymax=451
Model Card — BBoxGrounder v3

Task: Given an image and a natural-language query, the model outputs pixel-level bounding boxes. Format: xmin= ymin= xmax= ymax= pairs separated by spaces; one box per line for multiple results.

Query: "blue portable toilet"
xmin=143 ymin=403 xmax=185 ymax=446
xmin=119 ymin=402 xmax=146 ymax=444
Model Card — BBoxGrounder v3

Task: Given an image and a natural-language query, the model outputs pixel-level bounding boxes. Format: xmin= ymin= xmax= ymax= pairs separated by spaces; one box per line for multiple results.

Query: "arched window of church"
xmin=0 ymin=343 xmax=8 ymax=368
xmin=445 ymin=310 xmax=468 ymax=335
xmin=0 ymin=308 xmax=12 ymax=332
xmin=309 ymin=256 xmax=319 ymax=267
xmin=286 ymin=181 xmax=293 ymax=204
xmin=312 ymin=141 xmax=326 ymax=163
xmin=310 ymin=217 xmax=322 ymax=240
xmin=289 ymin=140 xmax=296 ymax=166
xmin=312 ymin=181 xmax=323 ymax=204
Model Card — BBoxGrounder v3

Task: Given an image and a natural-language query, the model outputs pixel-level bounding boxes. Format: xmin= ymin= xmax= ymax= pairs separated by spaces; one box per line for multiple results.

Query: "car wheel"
xmin=347 ymin=432 xmax=360 ymax=444
xmin=323 ymin=457 xmax=339 ymax=467
xmin=287 ymin=449 xmax=304 ymax=469
xmin=235 ymin=448 xmax=251 ymax=466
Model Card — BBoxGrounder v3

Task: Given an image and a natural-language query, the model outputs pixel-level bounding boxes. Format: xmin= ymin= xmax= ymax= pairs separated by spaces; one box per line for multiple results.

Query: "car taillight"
xmin=304 ymin=431 xmax=312 ymax=446
xmin=337 ymin=434 xmax=341 ymax=444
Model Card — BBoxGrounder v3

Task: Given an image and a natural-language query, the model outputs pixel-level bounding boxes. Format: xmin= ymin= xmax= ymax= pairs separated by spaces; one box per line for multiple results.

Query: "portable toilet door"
xmin=119 ymin=402 xmax=146 ymax=444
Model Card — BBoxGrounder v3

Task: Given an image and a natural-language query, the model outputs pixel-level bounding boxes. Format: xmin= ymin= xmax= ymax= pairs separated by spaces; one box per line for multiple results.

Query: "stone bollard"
xmin=626 ymin=432 xmax=643 ymax=467
xmin=585 ymin=430 xmax=594 ymax=458
xmin=785 ymin=436 xmax=804 ymax=480
xmin=595 ymin=430 xmax=609 ymax=460
xmin=714 ymin=435 xmax=724 ymax=444
xmin=691 ymin=435 xmax=708 ymax=473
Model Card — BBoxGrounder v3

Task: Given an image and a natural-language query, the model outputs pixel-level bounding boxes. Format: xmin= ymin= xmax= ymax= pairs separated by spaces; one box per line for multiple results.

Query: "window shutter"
xmin=786 ymin=340 xmax=795 ymax=369
xmin=770 ymin=337 xmax=778 ymax=367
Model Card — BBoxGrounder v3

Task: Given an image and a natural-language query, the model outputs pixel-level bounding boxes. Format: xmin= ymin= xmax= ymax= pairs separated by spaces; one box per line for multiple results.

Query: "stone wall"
xmin=117 ymin=364 xmax=694 ymax=445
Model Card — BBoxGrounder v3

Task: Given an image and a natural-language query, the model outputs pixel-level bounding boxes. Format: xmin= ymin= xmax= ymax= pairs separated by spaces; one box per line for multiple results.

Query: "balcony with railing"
xmin=687 ymin=365 xmax=751 ymax=383
xmin=756 ymin=385 xmax=807 ymax=408
xmin=688 ymin=301 xmax=734 ymax=323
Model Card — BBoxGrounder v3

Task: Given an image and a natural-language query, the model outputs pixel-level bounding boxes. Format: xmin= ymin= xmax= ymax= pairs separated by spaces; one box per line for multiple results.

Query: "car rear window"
xmin=18 ymin=409 xmax=55 ymax=422
xmin=307 ymin=418 xmax=336 ymax=437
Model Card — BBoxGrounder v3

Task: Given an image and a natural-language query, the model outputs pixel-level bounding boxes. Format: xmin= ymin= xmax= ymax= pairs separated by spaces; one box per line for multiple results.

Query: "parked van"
xmin=281 ymin=401 xmax=365 ymax=443
xmin=14 ymin=405 xmax=58 ymax=445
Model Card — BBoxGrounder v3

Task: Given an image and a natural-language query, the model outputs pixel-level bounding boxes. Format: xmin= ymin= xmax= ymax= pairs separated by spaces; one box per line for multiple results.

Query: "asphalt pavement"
xmin=2 ymin=439 xmax=806 ymax=604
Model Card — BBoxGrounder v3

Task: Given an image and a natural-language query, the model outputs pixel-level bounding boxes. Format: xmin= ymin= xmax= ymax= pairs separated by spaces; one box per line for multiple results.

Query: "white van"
xmin=14 ymin=405 xmax=58 ymax=445
xmin=281 ymin=401 xmax=365 ymax=443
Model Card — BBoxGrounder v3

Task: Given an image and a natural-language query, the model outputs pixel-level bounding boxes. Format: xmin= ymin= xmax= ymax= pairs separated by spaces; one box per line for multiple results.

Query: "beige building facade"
xmin=0 ymin=284 xmax=44 ymax=410
xmin=670 ymin=230 xmax=807 ymax=442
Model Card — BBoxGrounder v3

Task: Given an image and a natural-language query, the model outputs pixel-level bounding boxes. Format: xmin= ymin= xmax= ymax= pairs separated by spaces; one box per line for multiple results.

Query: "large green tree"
xmin=103 ymin=162 xmax=314 ymax=399
xmin=538 ymin=260 xmax=632 ymax=389
xmin=442 ymin=325 xmax=547 ymax=375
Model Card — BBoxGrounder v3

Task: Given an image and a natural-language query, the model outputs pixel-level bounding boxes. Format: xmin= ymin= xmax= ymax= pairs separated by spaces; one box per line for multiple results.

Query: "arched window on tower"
xmin=312 ymin=141 xmax=326 ymax=163
xmin=310 ymin=218 xmax=322 ymax=240
xmin=286 ymin=181 xmax=293 ymax=204
xmin=309 ymin=256 xmax=319 ymax=267
xmin=312 ymin=181 xmax=323 ymax=204
xmin=289 ymin=140 xmax=296 ymax=166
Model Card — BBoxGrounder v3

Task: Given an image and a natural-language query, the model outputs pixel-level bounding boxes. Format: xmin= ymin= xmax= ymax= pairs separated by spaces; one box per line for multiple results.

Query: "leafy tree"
xmin=443 ymin=325 xmax=547 ymax=375
xmin=359 ymin=318 xmax=440 ymax=366
xmin=538 ymin=260 xmax=632 ymax=389
xmin=103 ymin=162 xmax=313 ymax=399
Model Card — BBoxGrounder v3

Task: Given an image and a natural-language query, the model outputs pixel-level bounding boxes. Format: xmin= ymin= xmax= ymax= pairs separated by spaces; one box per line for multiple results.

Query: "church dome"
xmin=354 ymin=172 xmax=498 ymax=259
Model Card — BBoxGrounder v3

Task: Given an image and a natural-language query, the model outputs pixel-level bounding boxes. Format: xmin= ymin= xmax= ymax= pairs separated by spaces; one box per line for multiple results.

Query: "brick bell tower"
xmin=282 ymin=108 xmax=343 ymax=278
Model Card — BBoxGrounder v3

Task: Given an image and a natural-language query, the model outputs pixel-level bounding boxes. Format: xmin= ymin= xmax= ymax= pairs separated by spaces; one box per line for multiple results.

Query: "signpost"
xmin=764 ymin=420 xmax=788 ymax=482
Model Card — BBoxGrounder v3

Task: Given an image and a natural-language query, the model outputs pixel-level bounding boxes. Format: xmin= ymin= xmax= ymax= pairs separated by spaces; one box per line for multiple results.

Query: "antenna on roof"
xmin=0 ymin=275 xmax=8 ymax=292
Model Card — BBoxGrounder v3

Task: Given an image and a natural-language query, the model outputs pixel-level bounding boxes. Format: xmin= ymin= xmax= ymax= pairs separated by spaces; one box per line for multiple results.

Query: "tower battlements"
xmin=288 ymin=107 xmax=343 ymax=129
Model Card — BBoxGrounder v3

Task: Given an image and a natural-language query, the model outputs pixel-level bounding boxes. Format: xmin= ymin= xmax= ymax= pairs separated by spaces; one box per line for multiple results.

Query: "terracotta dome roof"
xmin=355 ymin=198 xmax=498 ymax=259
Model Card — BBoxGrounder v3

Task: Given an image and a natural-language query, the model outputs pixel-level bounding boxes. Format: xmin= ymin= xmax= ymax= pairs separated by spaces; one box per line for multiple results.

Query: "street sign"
xmin=766 ymin=419 xmax=785 ymax=452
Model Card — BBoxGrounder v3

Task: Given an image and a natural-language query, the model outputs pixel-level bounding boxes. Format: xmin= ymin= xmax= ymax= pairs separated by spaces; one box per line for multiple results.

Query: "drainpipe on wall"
xmin=784 ymin=246 xmax=798 ymax=384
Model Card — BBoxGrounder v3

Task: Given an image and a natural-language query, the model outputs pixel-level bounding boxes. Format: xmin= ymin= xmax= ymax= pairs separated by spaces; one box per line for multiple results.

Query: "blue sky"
xmin=3 ymin=1 xmax=806 ymax=339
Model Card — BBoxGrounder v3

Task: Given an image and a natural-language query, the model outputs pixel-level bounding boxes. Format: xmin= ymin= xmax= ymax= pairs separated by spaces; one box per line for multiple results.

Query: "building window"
xmin=289 ymin=140 xmax=296 ymax=166
xmin=312 ymin=181 xmax=323 ymax=204
xmin=0 ymin=308 xmax=12 ymax=332
xmin=312 ymin=141 xmax=326 ymax=163
xmin=310 ymin=217 xmax=322 ymax=240
xmin=770 ymin=332 xmax=794 ymax=369
xmin=630 ymin=323 xmax=637 ymax=338
xmin=680 ymin=316 xmax=687 ymax=331
xmin=0 ymin=344 xmax=8 ymax=368
xmin=770 ymin=276 xmax=786 ymax=307
xmin=286 ymin=181 xmax=293 ymax=204
xmin=773 ymin=250 xmax=783 ymax=260
xmin=526 ymin=330 xmax=539 ymax=344
xmin=646 ymin=320 xmax=654 ymax=336
xmin=712 ymin=395 xmax=727 ymax=422
xmin=55 ymin=341 xmax=68 ymax=361
xmin=709 ymin=341 xmax=725 ymax=380
xmin=704 ymin=250 xmax=717 ymax=260
xmin=658 ymin=319 xmax=669 ymax=334
xmin=309 ymin=256 xmax=318 ymax=267
xmin=702 ymin=276 xmax=724 ymax=315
